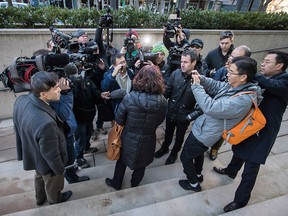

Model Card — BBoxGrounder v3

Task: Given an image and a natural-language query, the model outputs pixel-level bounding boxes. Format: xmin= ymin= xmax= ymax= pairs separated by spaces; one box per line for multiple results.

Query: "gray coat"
xmin=191 ymin=77 xmax=262 ymax=147
xmin=13 ymin=93 xmax=67 ymax=175
xmin=116 ymin=91 xmax=167 ymax=170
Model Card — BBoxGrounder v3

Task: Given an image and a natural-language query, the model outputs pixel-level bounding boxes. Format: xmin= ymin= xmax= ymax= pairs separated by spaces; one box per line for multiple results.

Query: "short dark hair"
xmin=111 ymin=52 xmax=124 ymax=65
xmin=132 ymin=65 xmax=165 ymax=95
xmin=220 ymin=30 xmax=234 ymax=40
xmin=232 ymin=57 xmax=257 ymax=82
xmin=181 ymin=48 xmax=199 ymax=62
xmin=267 ymin=50 xmax=288 ymax=71
xmin=30 ymin=71 xmax=58 ymax=97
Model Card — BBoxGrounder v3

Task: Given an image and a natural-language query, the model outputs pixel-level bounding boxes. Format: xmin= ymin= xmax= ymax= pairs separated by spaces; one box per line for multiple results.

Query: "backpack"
xmin=222 ymin=91 xmax=266 ymax=145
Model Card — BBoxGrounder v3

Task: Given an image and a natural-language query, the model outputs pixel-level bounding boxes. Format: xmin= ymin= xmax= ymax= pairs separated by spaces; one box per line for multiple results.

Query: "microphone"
xmin=64 ymin=63 xmax=78 ymax=76
xmin=45 ymin=54 xmax=70 ymax=67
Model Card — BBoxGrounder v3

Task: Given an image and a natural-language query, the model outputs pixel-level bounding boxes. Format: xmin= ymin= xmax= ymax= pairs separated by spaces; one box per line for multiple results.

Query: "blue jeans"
xmin=74 ymin=121 xmax=94 ymax=159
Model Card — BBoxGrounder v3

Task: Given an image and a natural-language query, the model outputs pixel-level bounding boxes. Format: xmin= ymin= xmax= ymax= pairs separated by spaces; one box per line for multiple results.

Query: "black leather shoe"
xmin=154 ymin=148 xmax=169 ymax=158
xmin=165 ymin=153 xmax=178 ymax=165
xmin=213 ymin=167 xmax=236 ymax=179
xmin=60 ymin=190 xmax=72 ymax=203
xmin=179 ymin=180 xmax=202 ymax=192
xmin=105 ymin=178 xmax=120 ymax=190
xmin=224 ymin=202 xmax=243 ymax=212
xmin=209 ymin=148 xmax=218 ymax=160
xmin=36 ymin=197 xmax=46 ymax=206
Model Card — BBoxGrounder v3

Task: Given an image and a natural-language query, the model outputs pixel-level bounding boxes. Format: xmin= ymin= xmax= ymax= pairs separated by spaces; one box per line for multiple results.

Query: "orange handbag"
xmin=107 ymin=123 xmax=124 ymax=160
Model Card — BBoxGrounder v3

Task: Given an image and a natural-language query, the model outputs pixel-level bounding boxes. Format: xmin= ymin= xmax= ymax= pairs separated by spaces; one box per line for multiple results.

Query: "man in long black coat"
xmin=213 ymin=50 xmax=288 ymax=212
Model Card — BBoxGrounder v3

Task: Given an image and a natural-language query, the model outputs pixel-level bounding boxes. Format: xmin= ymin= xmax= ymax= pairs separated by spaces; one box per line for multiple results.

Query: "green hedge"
xmin=0 ymin=7 xmax=288 ymax=30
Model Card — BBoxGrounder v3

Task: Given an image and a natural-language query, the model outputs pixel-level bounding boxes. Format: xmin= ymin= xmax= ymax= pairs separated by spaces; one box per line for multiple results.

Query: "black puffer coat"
xmin=116 ymin=91 xmax=167 ymax=170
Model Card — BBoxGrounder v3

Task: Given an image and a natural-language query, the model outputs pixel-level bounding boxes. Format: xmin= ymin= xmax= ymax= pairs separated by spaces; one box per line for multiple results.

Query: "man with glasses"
xmin=179 ymin=56 xmax=261 ymax=192
xmin=204 ymin=30 xmax=235 ymax=77
xmin=208 ymin=45 xmax=252 ymax=160
xmin=213 ymin=45 xmax=251 ymax=82
xmin=213 ymin=51 xmax=288 ymax=212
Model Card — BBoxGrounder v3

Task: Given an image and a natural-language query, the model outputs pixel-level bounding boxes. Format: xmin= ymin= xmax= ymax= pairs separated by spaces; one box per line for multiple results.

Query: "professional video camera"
xmin=169 ymin=44 xmax=190 ymax=65
xmin=0 ymin=53 xmax=92 ymax=93
xmin=49 ymin=26 xmax=74 ymax=51
xmin=164 ymin=9 xmax=181 ymax=38
xmin=99 ymin=5 xmax=113 ymax=29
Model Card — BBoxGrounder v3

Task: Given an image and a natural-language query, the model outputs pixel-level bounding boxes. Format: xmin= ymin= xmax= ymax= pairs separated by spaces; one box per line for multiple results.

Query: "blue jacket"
xmin=101 ymin=67 xmax=135 ymax=113
xmin=212 ymin=66 xmax=228 ymax=82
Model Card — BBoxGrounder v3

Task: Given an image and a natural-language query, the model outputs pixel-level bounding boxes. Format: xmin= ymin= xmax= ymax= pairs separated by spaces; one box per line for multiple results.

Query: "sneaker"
xmin=76 ymin=158 xmax=90 ymax=169
xmin=197 ymin=174 xmax=204 ymax=183
xmin=154 ymin=148 xmax=169 ymax=158
xmin=83 ymin=147 xmax=98 ymax=154
xmin=179 ymin=180 xmax=202 ymax=192
xmin=91 ymin=132 xmax=97 ymax=141
xmin=97 ymin=127 xmax=108 ymax=135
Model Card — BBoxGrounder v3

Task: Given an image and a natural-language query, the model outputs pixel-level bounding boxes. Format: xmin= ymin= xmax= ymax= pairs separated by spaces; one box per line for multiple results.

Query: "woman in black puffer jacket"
xmin=105 ymin=65 xmax=168 ymax=190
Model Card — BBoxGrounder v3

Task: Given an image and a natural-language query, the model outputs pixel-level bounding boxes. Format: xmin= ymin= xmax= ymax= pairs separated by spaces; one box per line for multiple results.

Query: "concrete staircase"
xmin=0 ymin=109 xmax=288 ymax=216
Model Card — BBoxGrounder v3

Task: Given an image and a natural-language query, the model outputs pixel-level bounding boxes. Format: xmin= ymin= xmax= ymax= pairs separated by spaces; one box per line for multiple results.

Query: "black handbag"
xmin=97 ymin=99 xmax=114 ymax=122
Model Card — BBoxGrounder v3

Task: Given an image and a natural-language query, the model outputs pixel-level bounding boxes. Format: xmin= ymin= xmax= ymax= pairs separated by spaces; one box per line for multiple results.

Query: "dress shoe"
xmin=154 ymin=148 xmax=169 ymax=158
xmin=179 ymin=180 xmax=202 ymax=192
xmin=66 ymin=175 xmax=90 ymax=184
xmin=36 ymin=197 xmax=46 ymax=206
xmin=224 ymin=202 xmax=243 ymax=212
xmin=213 ymin=166 xmax=236 ymax=179
xmin=165 ymin=153 xmax=178 ymax=165
xmin=209 ymin=148 xmax=218 ymax=160
xmin=105 ymin=178 xmax=120 ymax=190
xmin=60 ymin=190 xmax=72 ymax=203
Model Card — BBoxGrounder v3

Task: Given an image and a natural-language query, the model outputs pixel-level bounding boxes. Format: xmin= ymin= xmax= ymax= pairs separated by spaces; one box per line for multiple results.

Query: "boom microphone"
xmin=45 ymin=54 xmax=70 ymax=67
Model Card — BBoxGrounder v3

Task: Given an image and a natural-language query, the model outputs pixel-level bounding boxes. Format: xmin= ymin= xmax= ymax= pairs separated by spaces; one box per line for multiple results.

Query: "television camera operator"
xmin=162 ymin=10 xmax=191 ymax=81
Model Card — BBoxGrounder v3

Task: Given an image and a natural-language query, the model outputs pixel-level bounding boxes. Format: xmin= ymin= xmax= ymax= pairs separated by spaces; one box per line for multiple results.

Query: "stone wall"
xmin=0 ymin=29 xmax=288 ymax=119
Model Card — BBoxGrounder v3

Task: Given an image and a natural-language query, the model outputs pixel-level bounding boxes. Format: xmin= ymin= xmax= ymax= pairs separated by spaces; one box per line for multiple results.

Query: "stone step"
xmin=218 ymin=194 xmax=288 ymax=216
xmin=0 ymin=155 xmax=225 ymax=215
xmin=109 ymin=168 xmax=288 ymax=216
xmin=5 ymin=167 xmax=288 ymax=216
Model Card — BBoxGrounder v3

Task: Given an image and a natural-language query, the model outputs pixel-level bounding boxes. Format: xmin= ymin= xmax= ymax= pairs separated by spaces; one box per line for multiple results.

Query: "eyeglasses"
xmin=227 ymin=71 xmax=241 ymax=75
xmin=261 ymin=60 xmax=276 ymax=65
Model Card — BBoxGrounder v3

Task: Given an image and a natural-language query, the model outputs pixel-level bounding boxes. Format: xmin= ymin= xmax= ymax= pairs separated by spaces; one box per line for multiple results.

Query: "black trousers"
xmin=180 ymin=132 xmax=208 ymax=184
xmin=162 ymin=117 xmax=190 ymax=155
xmin=226 ymin=155 xmax=260 ymax=206
xmin=111 ymin=157 xmax=146 ymax=190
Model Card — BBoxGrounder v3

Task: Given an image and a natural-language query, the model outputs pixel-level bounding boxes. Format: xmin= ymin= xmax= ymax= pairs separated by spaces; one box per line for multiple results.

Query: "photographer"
xmin=95 ymin=9 xmax=119 ymax=67
xmin=120 ymin=29 xmax=142 ymax=70
xmin=101 ymin=53 xmax=135 ymax=114
xmin=163 ymin=26 xmax=190 ymax=72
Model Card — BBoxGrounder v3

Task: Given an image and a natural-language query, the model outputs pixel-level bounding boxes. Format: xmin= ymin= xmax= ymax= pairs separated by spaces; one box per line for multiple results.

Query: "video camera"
xmin=169 ymin=45 xmax=190 ymax=65
xmin=164 ymin=9 xmax=181 ymax=38
xmin=49 ymin=26 xmax=74 ymax=51
xmin=99 ymin=5 xmax=113 ymax=29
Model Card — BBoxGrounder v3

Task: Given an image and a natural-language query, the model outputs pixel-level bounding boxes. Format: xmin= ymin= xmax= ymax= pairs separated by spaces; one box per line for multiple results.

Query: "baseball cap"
xmin=190 ymin=38 xmax=204 ymax=48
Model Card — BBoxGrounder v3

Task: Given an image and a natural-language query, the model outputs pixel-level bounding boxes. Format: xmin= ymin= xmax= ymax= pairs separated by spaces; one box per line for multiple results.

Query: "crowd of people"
xmin=13 ymin=20 xmax=288 ymax=213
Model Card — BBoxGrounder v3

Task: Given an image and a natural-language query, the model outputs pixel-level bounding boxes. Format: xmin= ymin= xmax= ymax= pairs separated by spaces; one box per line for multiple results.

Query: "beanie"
xmin=151 ymin=43 xmax=168 ymax=56
xmin=125 ymin=29 xmax=139 ymax=39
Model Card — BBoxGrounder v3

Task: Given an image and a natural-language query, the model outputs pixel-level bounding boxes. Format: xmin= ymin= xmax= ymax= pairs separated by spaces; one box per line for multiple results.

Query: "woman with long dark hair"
xmin=105 ymin=65 xmax=167 ymax=190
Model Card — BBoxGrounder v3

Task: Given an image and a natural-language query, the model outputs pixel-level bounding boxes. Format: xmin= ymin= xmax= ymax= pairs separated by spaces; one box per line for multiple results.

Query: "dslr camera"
xmin=186 ymin=104 xmax=203 ymax=122
xmin=99 ymin=5 xmax=113 ymax=29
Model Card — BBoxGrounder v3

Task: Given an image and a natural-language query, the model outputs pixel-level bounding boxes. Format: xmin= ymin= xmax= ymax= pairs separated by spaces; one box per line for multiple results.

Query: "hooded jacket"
xmin=115 ymin=91 xmax=167 ymax=170
xmin=191 ymin=76 xmax=262 ymax=147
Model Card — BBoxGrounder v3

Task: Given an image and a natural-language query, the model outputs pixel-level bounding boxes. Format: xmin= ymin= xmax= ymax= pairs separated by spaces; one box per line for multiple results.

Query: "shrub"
xmin=0 ymin=7 xmax=287 ymax=30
